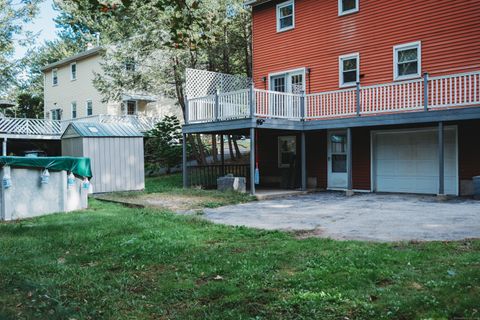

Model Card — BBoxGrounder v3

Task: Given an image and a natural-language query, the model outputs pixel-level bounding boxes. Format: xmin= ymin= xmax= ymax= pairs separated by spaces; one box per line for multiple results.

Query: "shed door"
xmin=373 ymin=127 xmax=458 ymax=195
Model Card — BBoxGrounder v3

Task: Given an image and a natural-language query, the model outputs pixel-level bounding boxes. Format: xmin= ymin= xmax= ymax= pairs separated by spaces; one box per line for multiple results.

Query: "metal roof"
xmin=61 ymin=122 xmax=143 ymax=139
xmin=244 ymin=0 xmax=271 ymax=6
xmin=41 ymin=47 xmax=104 ymax=72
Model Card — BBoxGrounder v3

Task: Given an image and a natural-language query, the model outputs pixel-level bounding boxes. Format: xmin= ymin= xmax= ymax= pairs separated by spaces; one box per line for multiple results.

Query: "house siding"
xmin=252 ymin=0 xmax=480 ymax=92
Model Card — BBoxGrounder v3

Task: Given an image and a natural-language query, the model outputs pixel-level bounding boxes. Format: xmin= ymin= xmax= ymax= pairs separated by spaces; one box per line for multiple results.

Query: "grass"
xmin=0 ymin=175 xmax=479 ymax=319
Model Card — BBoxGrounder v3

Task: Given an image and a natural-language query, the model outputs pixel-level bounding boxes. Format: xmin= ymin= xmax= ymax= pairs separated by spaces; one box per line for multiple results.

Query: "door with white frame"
xmin=269 ymin=69 xmax=305 ymax=118
xmin=328 ymin=130 xmax=349 ymax=189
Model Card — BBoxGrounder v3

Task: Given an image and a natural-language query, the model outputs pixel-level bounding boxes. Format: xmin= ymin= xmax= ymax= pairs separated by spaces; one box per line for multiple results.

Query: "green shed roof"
xmin=61 ymin=122 xmax=143 ymax=139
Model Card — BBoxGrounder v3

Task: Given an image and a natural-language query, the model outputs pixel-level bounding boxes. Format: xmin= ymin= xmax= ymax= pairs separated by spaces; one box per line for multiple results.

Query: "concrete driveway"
xmin=203 ymin=192 xmax=480 ymax=242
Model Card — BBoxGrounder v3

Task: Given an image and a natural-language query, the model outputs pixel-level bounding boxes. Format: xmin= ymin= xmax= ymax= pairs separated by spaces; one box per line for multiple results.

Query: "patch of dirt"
xmin=293 ymin=228 xmax=325 ymax=239
xmin=96 ymin=193 xmax=220 ymax=212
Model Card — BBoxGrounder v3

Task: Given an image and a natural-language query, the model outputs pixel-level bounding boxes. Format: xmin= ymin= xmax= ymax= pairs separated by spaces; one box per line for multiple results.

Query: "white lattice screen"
xmin=186 ymin=68 xmax=251 ymax=98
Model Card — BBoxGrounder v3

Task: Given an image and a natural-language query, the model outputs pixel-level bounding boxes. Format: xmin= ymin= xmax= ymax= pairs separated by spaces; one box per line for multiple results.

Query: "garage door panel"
xmin=374 ymin=128 xmax=457 ymax=195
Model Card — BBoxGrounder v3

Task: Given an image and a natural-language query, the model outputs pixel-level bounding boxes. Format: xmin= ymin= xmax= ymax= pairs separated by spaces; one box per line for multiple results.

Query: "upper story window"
xmin=125 ymin=58 xmax=136 ymax=72
xmin=52 ymin=69 xmax=58 ymax=86
xmin=394 ymin=41 xmax=421 ymax=80
xmin=70 ymin=62 xmax=77 ymax=80
xmin=339 ymin=53 xmax=359 ymax=87
xmin=276 ymin=0 xmax=295 ymax=32
xmin=51 ymin=107 xmax=61 ymax=120
xmin=71 ymin=102 xmax=77 ymax=118
xmin=86 ymin=100 xmax=93 ymax=116
xmin=338 ymin=0 xmax=359 ymax=16
xmin=127 ymin=100 xmax=137 ymax=115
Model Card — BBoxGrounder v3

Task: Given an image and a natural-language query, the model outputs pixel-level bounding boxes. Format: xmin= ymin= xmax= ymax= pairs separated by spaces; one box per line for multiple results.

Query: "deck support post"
xmin=184 ymin=95 xmax=189 ymax=124
xmin=214 ymin=91 xmax=219 ymax=121
xmin=182 ymin=133 xmax=188 ymax=188
xmin=438 ymin=122 xmax=445 ymax=197
xmin=301 ymin=132 xmax=307 ymax=191
xmin=220 ymin=134 xmax=225 ymax=176
xmin=424 ymin=73 xmax=429 ymax=112
xmin=249 ymin=127 xmax=256 ymax=195
xmin=346 ymin=128 xmax=354 ymax=196
xmin=249 ymin=84 xmax=255 ymax=118
xmin=2 ymin=138 xmax=7 ymax=156
xmin=356 ymin=82 xmax=361 ymax=116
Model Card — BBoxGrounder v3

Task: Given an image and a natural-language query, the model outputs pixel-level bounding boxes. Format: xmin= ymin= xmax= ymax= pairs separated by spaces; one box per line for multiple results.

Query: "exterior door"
xmin=328 ymin=130 xmax=348 ymax=189
xmin=270 ymin=71 xmax=304 ymax=93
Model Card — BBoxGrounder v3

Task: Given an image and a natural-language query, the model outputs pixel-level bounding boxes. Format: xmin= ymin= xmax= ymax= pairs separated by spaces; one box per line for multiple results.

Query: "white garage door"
xmin=373 ymin=127 xmax=458 ymax=195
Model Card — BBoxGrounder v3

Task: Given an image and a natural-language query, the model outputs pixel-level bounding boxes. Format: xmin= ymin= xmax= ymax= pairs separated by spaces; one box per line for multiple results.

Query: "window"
xmin=70 ymin=62 xmax=77 ymax=80
xmin=339 ymin=53 xmax=359 ymax=87
xmin=126 ymin=101 xmax=137 ymax=115
xmin=52 ymin=69 xmax=58 ymax=86
xmin=338 ymin=0 xmax=359 ymax=16
xmin=276 ymin=0 xmax=294 ymax=32
xmin=278 ymin=136 xmax=296 ymax=168
xmin=51 ymin=108 xmax=62 ymax=120
xmin=71 ymin=102 xmax=77 ymax=118
xmin=125 ymin=58 xmax=136 ymax=72
xmin=331 ymin=134 xmax=347 ymax=173
xmin=394 ymin=41 xmax=421 ymax=80
xmin=86 ymin=100 xmax=93 ymax=116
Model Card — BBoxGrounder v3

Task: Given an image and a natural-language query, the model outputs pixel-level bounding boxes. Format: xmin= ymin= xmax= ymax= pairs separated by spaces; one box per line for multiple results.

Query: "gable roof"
xmin=61 ymin=122 xmax=143 ymax=139
xmin=41 ymin=46 xmax=104 ymax=72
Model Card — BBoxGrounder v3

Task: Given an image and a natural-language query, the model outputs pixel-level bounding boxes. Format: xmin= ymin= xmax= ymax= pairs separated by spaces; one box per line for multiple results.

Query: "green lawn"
xmin=0 ymin=176 xmax=479 ymax=319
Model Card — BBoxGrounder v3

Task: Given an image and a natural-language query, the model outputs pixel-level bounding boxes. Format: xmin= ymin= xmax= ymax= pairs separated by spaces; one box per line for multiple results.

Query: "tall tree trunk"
xmin=233 ymin=135 xmax=242 ymax=159
xmin=212 ymin=134 xmax=218 ymax=163
xmin=227 ymin=135 xmax=235 ymax=161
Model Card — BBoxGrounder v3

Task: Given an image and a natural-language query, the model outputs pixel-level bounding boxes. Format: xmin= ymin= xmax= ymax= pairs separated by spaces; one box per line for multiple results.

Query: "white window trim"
xmin=52 ymin=68 xmax=58 ymax=86
xmin=278 ymin=136 xmax=296 ymax=168
xmin=126 ymin=100 xmax=138 ymax=115
xmin=71 ymin=101 xmax=77 ymax=118
xmin=338 ymin=0 xmax=359 ymax=16
xmin=70 ymin=62 xmax=77 ymax=81
xmin=268 ymin=67 xmax=306 ymax=92
xmin=86 ymin=100 xmax=93 ymax=116
xmin=276 ymin=0 xmax=295 ymax=33
xmin=339 ymin=53 xmax=360 ymax=88
xmin=393 ymin=41 xmax=422 ymax=81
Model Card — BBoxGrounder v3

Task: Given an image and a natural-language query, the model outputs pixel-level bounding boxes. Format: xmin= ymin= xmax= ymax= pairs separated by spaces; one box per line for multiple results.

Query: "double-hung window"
xmin=338 ymin=0 xmax=359 ymax=16
xmin=277 ymin=0 xmax=294 ymax=32
xmin=52 ymin=69 xmax=58 ymax=86
xmin=70 ymin=62 xmax=77 ymax=80
xmin=278 ymin=136 xmax=296 ymax=168
xmin=394 ymin=41 xmax=421 ymax=80
xmin=71 ymin=102 xmax=77 ymax=118
xmin=86 ymin=100 xmax=93 ymax=116
xmin=339 ymin=53 xmax=359 ymax=87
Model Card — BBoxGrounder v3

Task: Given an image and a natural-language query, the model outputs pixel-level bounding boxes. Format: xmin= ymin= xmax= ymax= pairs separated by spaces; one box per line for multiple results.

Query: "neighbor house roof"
xmin=41 ymin=46 xmax=105 ymax=72
xmin=244 ymin=0 xmax=271 ymax=6
xmin=61 ymin=122 xmax=143 ymax=139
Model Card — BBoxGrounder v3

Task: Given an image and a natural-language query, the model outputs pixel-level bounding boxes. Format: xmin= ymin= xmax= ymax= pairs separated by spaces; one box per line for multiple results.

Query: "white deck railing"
xmin=186 ymin=71 xmax=480 ymax=123
xmin=0 ymin=115 xmax=163 ymax=137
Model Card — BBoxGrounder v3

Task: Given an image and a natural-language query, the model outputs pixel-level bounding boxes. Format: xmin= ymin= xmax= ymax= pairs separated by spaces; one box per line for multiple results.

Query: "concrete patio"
xmin=203 ymin=192 xmax=480 ymax=242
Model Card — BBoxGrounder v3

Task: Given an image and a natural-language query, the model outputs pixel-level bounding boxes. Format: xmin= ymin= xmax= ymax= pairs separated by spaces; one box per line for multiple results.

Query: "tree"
xmin=53 ymin=0 xmax=252 ymax=164
xmin=145 ymin=115 xmax=183 ymax=174
xmin=0 ymin=0 xmax=42 ymax=96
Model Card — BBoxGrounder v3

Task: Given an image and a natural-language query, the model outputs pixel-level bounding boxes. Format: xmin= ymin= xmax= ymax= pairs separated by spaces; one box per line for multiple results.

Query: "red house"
xmin=182 ymin=0 xmax=480 ymax=197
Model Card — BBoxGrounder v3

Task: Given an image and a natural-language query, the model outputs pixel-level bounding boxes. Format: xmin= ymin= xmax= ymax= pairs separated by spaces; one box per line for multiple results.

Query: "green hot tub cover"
xmin=0 ymin=156 xmax=92 ymax=178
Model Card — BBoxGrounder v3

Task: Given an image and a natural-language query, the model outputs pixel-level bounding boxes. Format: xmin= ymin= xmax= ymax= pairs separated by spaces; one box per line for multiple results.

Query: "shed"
xmin=61 ymin=122 xmax=145 ymax=193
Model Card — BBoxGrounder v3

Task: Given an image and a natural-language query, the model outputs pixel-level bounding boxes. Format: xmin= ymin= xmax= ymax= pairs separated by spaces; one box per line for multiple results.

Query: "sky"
xmin=14 ymin=0 xmax=58 ymax=60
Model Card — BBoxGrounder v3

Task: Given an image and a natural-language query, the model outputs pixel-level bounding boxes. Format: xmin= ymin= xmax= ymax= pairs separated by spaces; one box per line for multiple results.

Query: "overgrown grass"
xmin=0 ymin=199 xmax=479 ymax=319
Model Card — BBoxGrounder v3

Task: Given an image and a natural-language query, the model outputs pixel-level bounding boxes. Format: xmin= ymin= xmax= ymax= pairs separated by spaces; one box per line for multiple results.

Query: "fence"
xmin=187 ymin=164 xmax=250 ymax=188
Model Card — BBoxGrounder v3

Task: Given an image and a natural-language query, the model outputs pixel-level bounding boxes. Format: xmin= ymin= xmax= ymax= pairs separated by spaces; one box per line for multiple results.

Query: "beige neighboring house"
xmin=41 ymin=46 xmax=179 ymax=121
